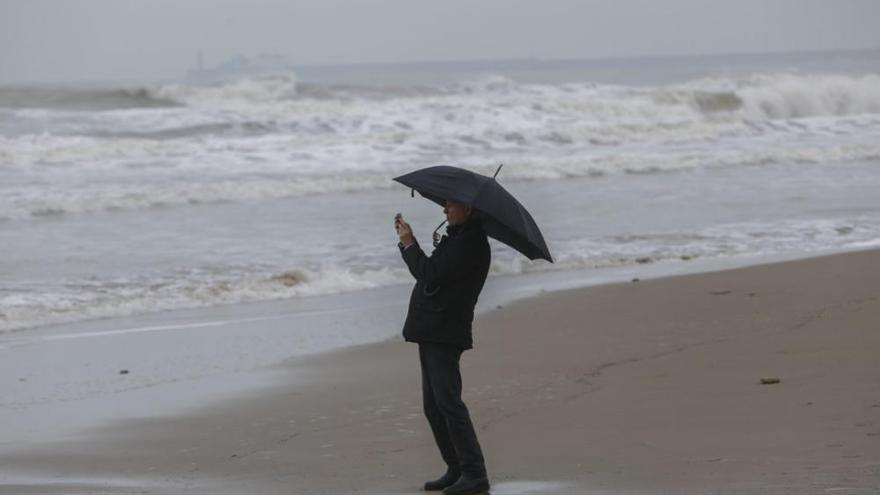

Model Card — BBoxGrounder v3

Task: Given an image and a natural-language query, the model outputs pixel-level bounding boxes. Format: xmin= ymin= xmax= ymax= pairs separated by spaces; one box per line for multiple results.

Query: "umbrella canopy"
xmin=393 ymin=165 xmax=553 ymax=262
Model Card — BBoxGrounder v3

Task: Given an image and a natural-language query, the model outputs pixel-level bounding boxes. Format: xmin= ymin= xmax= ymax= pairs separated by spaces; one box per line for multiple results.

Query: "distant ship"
xmin=186 ymin=51 xmax=296 ymax=82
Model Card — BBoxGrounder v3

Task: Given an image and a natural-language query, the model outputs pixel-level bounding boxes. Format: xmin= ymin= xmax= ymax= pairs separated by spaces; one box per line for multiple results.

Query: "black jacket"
xmin=399 ymin=218 xmax=491 ymax=350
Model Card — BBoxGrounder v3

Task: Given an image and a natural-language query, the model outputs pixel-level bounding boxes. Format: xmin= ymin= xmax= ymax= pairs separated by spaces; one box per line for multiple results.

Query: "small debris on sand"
xmin=635 ymin=257 xmax=653 ymax=264
xmin=631 ymin=278 xmax=640 ymax=283
xmin=760 ymin=377 xmax=780 ymax=385
xmin=119 ymin=369 xmax=130 ymax=375
xmin=710 ymin=290 xmax=732 ymax=295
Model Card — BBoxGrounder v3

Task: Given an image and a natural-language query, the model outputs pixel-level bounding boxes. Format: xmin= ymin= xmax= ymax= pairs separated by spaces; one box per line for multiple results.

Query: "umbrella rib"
xmin=472 ymin=177 xmax=537 ymax=248
xmin=471 ymin=176 xmax=493 ymax=206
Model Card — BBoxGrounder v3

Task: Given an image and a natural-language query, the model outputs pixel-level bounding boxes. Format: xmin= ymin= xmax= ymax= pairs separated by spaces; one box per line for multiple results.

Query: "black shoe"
xmin=423 ymin=469 xmax=461 ymax=491
xmin=442 ymin=474 xmax=490 ymax=495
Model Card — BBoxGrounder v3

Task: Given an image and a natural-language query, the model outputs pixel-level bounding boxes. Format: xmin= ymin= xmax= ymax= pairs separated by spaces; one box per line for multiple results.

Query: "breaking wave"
xmin=3 ymin=139 xmax=880 ymax=221
xmin=668 ymin=73 xmax=880 ymax=119
xmin=0 ymin=87 xmax=181 ymax=110
xmin=2 ymin=71 xmax=879 ymax=220
xmin=4 ymin=72 xmax=879 ymax=118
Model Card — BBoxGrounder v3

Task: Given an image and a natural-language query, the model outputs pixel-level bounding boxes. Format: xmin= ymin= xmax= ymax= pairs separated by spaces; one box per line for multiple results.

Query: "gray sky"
xmin=1 ymin=0 xmax=879 ymax=84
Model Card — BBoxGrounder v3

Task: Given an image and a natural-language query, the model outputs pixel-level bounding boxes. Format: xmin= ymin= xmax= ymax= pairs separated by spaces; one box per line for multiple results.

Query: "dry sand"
xmin=2 ymin=249 xmax=879 ymax=494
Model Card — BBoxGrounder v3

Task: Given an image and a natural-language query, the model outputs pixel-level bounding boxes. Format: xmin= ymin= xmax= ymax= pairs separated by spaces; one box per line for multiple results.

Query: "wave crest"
xmin=4 ymin=72 xmax=879 ymax=121
xmin=664 ymin=73 xmax=880 ymax=119
xmin=0 ymin=87 xmax=181 ymax=110
xmin=736 ymin=73 xmax=880 ymax=119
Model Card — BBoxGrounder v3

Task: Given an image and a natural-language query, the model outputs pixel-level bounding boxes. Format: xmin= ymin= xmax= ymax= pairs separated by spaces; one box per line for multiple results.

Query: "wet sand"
xmin=2 ymin=249 xmax=879 ymax=494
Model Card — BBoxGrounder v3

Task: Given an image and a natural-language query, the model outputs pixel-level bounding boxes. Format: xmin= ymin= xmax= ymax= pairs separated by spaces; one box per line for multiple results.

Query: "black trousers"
xmin=418 ymin=342 xmax=487 ymax=478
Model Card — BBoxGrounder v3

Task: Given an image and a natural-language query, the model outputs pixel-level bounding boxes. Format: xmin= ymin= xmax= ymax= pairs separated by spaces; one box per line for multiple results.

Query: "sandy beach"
xmin=2 ymin=248 xmax=879 ymax=495
xmin=3 ymin=4 xmax=880 ymax=494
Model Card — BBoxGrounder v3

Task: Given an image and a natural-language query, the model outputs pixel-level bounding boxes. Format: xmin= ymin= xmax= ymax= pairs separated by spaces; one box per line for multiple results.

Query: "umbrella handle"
xmin=432 ymin=219 xmax=447 ymax=247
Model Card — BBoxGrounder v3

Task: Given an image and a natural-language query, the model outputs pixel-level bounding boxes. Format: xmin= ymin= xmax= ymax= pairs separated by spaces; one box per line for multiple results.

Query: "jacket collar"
xmin=445 ymin=217 xmax=481 ymax=238
xmin=446 ymin=222 xmax=464 ymax=238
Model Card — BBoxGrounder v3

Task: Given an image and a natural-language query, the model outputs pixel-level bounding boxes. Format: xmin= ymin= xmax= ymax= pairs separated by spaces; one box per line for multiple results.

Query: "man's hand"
xmin=395 ymin=215 xmax=415 ymax=247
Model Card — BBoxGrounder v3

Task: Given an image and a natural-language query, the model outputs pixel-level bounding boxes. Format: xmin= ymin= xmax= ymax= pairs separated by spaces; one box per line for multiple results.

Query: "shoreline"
xmin=5 ymin=243 xmax=875 ymax=341
xmin=2 ymin=248 xmax=879 ymax=494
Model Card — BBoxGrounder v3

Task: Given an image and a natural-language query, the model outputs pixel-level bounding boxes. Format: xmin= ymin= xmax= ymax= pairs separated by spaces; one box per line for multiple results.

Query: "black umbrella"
xmin=393 ymin=165 xmax=553 ymax=263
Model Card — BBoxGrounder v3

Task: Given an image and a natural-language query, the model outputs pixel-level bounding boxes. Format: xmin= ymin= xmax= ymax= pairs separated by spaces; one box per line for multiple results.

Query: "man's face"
xmin=444 ymin=201 xmax=470 ymax=226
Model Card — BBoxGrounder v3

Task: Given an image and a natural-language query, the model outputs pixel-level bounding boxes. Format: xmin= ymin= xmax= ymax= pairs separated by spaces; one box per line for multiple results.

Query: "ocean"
xmin=2 ymin=49 xmax=880 ymax=335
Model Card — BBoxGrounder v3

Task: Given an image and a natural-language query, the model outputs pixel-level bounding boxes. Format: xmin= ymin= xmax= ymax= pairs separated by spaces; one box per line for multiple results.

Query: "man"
xmin=394 ymin=200 xmax=491 ymax=495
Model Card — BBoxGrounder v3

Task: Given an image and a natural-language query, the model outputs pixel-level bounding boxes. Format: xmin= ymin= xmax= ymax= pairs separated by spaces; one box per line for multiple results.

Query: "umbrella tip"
xmin=493 ymin=163 xmax=503 ymax=179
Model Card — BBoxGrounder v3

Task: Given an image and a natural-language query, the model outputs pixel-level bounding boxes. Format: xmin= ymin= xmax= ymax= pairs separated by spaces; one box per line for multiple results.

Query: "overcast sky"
xmin=1 ymin=0 xmax=878 ymax=84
